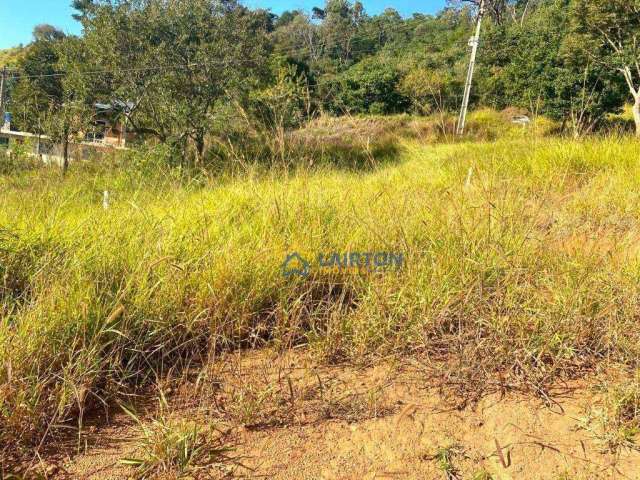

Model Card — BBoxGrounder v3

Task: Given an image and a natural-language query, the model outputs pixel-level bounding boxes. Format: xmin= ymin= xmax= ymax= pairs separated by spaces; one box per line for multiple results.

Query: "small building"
xmin=87 ymin=101 xmax=135 ymax=148
xmin=0 ymin=128 xmax=125 ymax=165
xmin=0 ymin=102 xmax=134 ymax=164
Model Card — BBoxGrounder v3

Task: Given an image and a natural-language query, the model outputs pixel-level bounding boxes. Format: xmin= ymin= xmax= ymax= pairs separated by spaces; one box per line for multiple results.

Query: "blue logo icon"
xmin=282 ymin=252 xmax=311 ymax=277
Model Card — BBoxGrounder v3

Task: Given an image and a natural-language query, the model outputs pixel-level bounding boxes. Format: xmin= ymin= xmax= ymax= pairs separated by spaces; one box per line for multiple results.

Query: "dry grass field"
xmin=3 ymin=113 xmax=640 ymax=478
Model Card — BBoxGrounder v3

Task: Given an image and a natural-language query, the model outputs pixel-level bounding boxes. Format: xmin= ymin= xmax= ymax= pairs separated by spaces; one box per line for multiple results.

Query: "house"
xmin=86 ymin=101 xmax=135 ymax=148
xmin=0 ymin=102 xmax=135 ymax=164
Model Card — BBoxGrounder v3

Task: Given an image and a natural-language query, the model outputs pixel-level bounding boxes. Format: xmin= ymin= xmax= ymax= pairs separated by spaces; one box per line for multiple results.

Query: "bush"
xmin=0 ymin=142 xmax=39 ymax=175
xmin=331 ymin=57 xmax=409 ymax=115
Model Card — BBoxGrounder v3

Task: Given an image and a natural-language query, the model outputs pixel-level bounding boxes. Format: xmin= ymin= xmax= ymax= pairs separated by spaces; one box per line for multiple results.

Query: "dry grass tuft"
xmin=582 ymin=371 xmax=640 ymax=453
xmin=120 ymin=392 xmax=233 ymax=479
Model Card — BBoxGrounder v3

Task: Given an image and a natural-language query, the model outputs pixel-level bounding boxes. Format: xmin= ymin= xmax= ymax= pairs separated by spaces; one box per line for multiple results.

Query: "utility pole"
xmin=456 ymin=0 xmax=486 ymax=136
xmin=0 ymin=67 xmax=7 ymax=130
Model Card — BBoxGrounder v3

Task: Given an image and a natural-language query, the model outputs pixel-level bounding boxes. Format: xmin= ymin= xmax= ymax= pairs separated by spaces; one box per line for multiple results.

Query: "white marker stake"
xmin=465 ymin=167 xmax=473 ymax=189
xmin=103 ymin=191 xmax=110 ymax=210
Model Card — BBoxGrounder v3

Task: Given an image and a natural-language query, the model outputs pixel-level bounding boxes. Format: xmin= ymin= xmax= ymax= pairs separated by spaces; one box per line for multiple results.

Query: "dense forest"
xmin=1 ymin=0 xmax=639 ymax=163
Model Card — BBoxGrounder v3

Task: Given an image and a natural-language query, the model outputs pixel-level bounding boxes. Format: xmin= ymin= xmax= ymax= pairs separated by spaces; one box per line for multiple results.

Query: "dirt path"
xmin=22 ymin=352 xmax=640 ymax=479
xmin=235 ymin=394 xmax=634 ymax=479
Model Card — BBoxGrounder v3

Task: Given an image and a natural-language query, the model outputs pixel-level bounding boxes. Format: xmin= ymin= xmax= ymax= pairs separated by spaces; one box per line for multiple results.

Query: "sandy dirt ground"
xmin=16 ymin=351 xmax=640 ymax=479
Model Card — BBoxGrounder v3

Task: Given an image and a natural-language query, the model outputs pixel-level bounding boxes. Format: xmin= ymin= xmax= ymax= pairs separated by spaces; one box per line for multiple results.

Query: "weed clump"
xmin=121 ymin=392 xmax=233 ymax=478
xmin=584 ymin=372 xmax=640 ymax=452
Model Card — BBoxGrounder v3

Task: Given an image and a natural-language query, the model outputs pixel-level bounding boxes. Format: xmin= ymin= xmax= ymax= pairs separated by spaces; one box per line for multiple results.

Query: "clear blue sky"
xmin=0 ymin=0 xmax=447 ymax=49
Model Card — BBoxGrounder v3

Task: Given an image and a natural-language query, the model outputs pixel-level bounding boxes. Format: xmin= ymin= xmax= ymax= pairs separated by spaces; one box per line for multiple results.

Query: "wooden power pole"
xmin=456 ymin=0 xmax=486 ymax=136
xmin=0 ymin=67 xmax=7 ymax=129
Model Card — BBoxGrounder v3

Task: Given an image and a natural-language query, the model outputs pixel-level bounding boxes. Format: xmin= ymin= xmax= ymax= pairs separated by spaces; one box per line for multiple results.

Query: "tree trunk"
xmin=633 ymin=96 xmax=640 ymax=138
xmin=195 ymin=135 xmax=205 ymax=165
xmin=62 ymin=137 xmax=69 ymax=176
xmin=560 ymin=117 xmax=567 ymax=135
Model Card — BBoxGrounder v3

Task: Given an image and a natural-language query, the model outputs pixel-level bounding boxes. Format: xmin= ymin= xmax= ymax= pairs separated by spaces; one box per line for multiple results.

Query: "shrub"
xmin=332 ymin=57 xmax=409 ymax=115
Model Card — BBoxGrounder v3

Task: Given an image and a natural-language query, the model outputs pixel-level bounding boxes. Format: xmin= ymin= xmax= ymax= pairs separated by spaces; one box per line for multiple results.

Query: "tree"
xmin=11 ymin=32 xmax=93 ymax=174
xmin=250 ymin=60 xmax=310 ymax=161
xmin=451 ymin=0 xmax=510 ymax=24
xmin=400 ymin=68 xmax=461 ymax=115
xmin=77 ymin=0 xmax=272 ymax=163
xmin=333 ymin=57 xmax=409 ymax=114
xmin=474 ymin=0 xmax=625 ymax=134
xmin=312 ymin=7 xmax=326 ymax=20
xmin=272 ymin=12 xmax=322 ymax=63
xmin=275 ymin=10 xmax=303 ymax=29
xmin=32 ymin=24 xmax=65 ymax=42
xmin=320 ymin=0 xmax=363 ymax=66
xmin=71 ymin=0 xmax=95 ymax=21
xmin=571 ymin=0 xmax=640 ymax=136
xmin=50 ymin=36 xmax=94 ymax=175
xmin=9 ymin=26 xmax=65 ymax=134
xmin=10 ymin=27 xmax=63 ymax=168
xmin=351 ymin=7 xmax=403 ymax=62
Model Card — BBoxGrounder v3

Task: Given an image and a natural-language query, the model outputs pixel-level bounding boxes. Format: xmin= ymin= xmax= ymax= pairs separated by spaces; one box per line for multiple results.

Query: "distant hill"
xmin=0 ymin=46 xmax=27 ymax=68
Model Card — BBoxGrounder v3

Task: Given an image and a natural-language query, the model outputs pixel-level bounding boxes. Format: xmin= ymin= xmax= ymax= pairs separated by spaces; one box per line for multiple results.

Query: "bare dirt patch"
xmin=13 ymin=350 xmax=640 ymax=479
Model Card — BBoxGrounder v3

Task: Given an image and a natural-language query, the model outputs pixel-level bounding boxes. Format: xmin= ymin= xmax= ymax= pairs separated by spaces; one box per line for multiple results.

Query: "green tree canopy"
xmin=570 ymin=0 xmax=640 ymax=135
xmin=77 ymin=0 xmax=272 ymax=161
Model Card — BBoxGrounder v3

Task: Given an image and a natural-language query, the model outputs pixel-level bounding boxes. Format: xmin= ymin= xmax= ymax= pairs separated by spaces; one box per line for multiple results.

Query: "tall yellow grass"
xmin=2 ymin=130 xmax=640 ymax=450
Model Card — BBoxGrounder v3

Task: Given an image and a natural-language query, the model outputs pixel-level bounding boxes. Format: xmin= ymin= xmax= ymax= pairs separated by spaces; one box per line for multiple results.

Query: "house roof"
xmin=95 ymin=100 xmax=135 ymax=112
